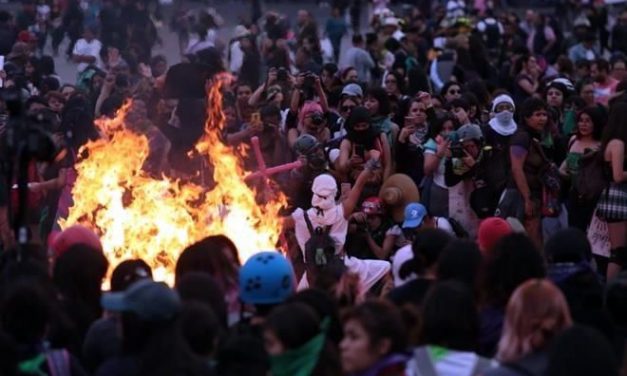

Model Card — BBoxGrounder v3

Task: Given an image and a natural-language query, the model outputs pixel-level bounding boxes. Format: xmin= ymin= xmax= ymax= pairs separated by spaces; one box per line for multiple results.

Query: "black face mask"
xmin=346 ymin=126 xmax=377 ymax=149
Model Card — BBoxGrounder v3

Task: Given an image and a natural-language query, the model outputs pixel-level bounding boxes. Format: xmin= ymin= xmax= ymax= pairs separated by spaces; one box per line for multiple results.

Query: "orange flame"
xmin=59 ymin=74 xmax=287 ymax=285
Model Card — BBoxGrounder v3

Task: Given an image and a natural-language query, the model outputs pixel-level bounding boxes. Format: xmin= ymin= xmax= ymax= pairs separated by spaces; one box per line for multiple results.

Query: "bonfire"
xmin=59 ymin=74 xmax=287 ymax=285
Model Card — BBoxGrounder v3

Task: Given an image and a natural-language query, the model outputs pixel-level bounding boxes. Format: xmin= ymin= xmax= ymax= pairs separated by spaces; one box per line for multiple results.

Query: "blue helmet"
xmin=239 ymin=251 xmax=295 ymax=305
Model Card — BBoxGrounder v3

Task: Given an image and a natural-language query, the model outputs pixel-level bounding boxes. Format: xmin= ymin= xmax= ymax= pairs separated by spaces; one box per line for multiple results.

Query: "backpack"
xmin=446 ymin=217 xmax=469 ymax=239
xmin=303 ymin=211 xmax=343 ymax=286
xmin=574 ymin=150 xmax=609 ymax=201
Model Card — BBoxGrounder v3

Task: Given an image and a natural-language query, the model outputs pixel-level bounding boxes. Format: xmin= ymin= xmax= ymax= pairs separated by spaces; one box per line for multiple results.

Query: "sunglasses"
xmin=341 ymin=105 xmax=355 ymax=112
xmin=385 ymin=79 xmax=397 ymax=84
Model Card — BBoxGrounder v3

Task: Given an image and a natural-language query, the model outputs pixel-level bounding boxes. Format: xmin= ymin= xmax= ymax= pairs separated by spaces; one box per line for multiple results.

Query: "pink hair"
xmin=298 ymin=101 xmax=323 ymax=126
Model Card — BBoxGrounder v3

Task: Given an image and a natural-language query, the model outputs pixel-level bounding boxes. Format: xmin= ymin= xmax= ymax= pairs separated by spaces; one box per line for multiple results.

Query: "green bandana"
xmin=18 ymin=354 xmax=47 ymax=376
xmin=270 ymin=319 xmax=329 ymax=376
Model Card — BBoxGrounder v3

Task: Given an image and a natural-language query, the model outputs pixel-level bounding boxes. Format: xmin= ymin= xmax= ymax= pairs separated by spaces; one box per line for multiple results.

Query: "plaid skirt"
xmin=597 ymin=182 xmax=627 ymax=222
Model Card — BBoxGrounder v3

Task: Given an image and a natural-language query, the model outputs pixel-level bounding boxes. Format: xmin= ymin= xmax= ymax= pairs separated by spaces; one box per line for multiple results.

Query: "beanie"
xmin=477 ymin=217 xmax=512 ymax=255
xmin=49 ymin=225 xmax=103 ymax=258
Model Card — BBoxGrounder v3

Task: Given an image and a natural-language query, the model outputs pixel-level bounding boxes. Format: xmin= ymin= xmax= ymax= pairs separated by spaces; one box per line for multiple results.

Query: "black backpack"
xmin=303 ymin=211 xmax=343 ymax=286
xmin=574 ymin=150 xmax=609 ymax=201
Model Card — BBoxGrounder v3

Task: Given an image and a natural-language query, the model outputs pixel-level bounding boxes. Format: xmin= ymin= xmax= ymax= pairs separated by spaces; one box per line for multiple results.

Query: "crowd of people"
xmin=0 ymin=0 xmax=627 ymax=374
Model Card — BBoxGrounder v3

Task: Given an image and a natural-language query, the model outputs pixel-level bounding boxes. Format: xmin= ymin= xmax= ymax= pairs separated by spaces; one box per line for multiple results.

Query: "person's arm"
xmin=609 ymin=140 xmax=627 ymax=183
xmin=343 ymin=152 xmax=380 ymax=218
xmin=290 ymin=86 xmax=302 ymax=113
xmin=94 ymin=74 xmax=115 ymax=117
xmin=337 ymin=139 xmax=353 ymax=173
xmin=424 ymin=139 xmax=449 ymax=176
xmin=314 ymin=75 xmax=329 ymax=113
xmin=365 ymin=233 xmax=386 ymax=259
xmin=287 ymin=128 xmax=299 ymax=150
xmin=29 ymin=168 xmax=67 ymax=193
xmin=510 ymin=145 xmax=533 ymax=216
xmin=250 ymin=68 xmax=278 ymax=106
xmin=248 ymin=82 xmax=267 ymax=107
xmin=380 ymin=134 xmax=392 ymax=180
xmin=517 ymin=76 xmax=538 ymax=96
xmin=225 ymin=126 xmax=254 ymax=146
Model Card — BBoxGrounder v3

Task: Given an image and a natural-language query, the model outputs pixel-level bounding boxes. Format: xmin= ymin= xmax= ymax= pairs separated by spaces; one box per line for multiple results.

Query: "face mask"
xmin=311 ymin=192 xmax=335 ymax=211
xmin=495 ymin=110 xmax=514 ymax=124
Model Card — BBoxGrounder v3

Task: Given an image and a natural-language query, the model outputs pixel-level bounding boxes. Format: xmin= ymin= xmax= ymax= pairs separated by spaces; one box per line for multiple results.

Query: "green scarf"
xmin=270 ymin=320 xmax=328 ymax=376
xmin=562 ymin=109 xmax=576 ymax=135
xmin=18 ymin=354 xmax=47 ymax=376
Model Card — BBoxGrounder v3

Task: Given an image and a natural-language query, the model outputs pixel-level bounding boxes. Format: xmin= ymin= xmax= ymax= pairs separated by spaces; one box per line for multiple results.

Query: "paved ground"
xmin=0 ymin=0 xmax=379 ymax=84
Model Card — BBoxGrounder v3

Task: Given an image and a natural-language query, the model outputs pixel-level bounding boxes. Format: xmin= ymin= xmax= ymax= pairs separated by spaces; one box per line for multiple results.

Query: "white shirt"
xmin=390 ymin=218 xmax=455 ymax=287
xmin=186 ymin=29 xmax=217 ymax=55
xmin=229 ymin=40 xmax=244 ymax=73
xmin=72 ymin=38 xmax=102 ymax=73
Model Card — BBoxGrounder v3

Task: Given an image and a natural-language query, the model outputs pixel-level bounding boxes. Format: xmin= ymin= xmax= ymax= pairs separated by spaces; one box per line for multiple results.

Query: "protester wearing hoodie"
xmin=481 ymin=94 xmax=517 ymax=201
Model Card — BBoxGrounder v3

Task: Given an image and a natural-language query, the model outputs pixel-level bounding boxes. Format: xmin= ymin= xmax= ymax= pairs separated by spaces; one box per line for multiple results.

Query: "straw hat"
xmin=379 ymin=174 xmax=420 ymax=223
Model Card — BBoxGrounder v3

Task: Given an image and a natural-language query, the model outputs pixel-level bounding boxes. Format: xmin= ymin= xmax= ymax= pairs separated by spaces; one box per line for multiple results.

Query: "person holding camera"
xmin=226 ymin=104 xmax=289 ymax=177
xmin=285 ymin=71 xmax=330 ymax=148
xmin=422 ymin=114 xmax=461 ymax=217
xmin=346 ymin=197 xmax=396 ymax=261
xmin=247 ymin=67 xmax=288 ymax=116
xmin=337 ymin=106 xmax=392 ymax=188
xmin=397 ymin=92 xmax=437 ymax=188
xmin=444 ymin=124 xmax=489 ymax=237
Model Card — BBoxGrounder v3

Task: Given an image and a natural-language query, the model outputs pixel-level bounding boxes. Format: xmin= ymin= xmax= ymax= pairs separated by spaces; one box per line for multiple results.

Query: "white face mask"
xmin=495 ymin=110 xmax=514 ymax=124
xmin=311 ymin=192 xmax=335 ymax=211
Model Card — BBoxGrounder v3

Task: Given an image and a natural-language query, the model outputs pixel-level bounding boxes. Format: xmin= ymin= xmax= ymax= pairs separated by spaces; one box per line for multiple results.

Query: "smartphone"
xmin=250 ymin=112 xmax=261 ymax=123
xmin=404 ymin=116 xmax=415 ymax=127
xmin=355 ymin=144 xmax=365 ymax=158
xmin=451 ymin=144 xmax=464 ymax=158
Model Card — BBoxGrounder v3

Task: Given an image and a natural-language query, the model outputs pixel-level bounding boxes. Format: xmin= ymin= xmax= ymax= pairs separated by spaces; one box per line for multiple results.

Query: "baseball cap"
xmin=457 ymin=124 xmax=483 ymax=141
xmin=101 ymin=279 xmax=181 ymax=322
xmin=402 ymin=202 xmax=427 ymax=229
xmin=17 ymin=30 xmax=37 ymax=43
xmin=362 ymin=197 xmax=384 ymax=215
xmin=341 ymin=83 xmax=363 ymax=98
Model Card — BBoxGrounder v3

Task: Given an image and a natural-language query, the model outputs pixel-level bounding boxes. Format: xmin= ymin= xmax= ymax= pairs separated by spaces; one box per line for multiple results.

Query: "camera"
xmin=450 ymin=142 xmax=464 ymax=158
xmin=310 ymin=113 xmax=324 ymax=126
xmin=277 ymin=67 xmax=288 ymax=82
xmin=303 ymin=73 xmax=316 ymax=88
